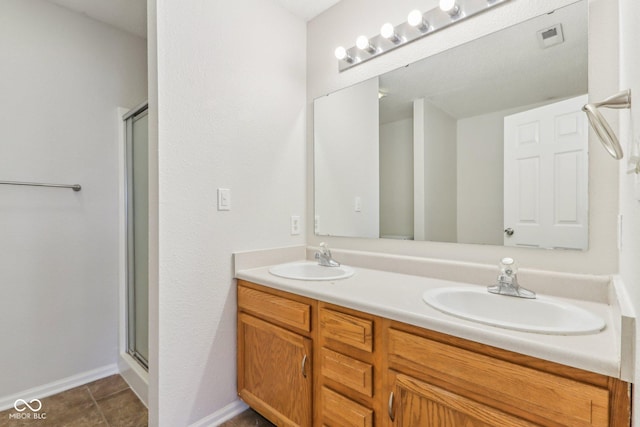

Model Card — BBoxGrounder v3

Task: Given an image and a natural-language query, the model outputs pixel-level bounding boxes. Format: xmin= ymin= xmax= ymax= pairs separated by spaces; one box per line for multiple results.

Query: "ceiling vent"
xmin=537 ymin=24 xmax=564 ymax=49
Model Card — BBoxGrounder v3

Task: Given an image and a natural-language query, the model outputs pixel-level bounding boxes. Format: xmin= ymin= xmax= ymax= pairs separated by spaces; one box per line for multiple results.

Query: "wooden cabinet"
xmin=316 ymin=304 xmax=382 ymax=426
xmin=237 ymin=280 xmax=315 ymax=426
xmin=384 ymin=321 xmax=630 ymax=427
xmin=237 ymin=281 xmax=631 ymax=427
xmin=388 ymin=371 xmax=538 ymax=427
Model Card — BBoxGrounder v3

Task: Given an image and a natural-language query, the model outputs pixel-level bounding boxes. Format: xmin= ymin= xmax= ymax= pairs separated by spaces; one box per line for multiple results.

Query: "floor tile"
xmin=219 ymin=409 xmax=275 ymax=427
xmin=38 ymin=387 xmax=95 ymax=415
xmin=86 ymin=375 xmax=129 ymax=401
xmin=0 ymin=393 xmax=105 ymax=427
xmin=96 ymin=388 xmax=147 ymax=427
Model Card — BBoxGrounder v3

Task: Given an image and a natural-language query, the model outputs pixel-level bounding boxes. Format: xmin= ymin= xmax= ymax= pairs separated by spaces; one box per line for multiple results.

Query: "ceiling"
xmin=46 ymin=0 xmax=147 ymax=38
xmin=273 ymin=0 xmax=342 ymax=22
xmin=378 ymin=0 xmax=588 ymax=122
xmin=44 ymin=0 xmax=340 ymax=39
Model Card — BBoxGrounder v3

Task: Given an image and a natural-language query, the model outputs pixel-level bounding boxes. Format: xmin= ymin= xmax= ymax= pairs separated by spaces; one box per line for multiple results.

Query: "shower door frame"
xmin=124 ymin=101 xmax=149 ymax=370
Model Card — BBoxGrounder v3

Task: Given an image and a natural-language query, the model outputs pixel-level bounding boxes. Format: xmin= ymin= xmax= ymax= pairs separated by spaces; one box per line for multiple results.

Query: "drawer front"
xmin=320 ymin=308 xmax=373 ymax=352
xmin=321 ymin=348 xmax=373 ymax=397
xmin=238 ymin=285 xmax=311 ymax=332
xmin=321 ymin=386 xmax=373 ymax=427
xmin=388 ymin=328 xmax=609 ymax=427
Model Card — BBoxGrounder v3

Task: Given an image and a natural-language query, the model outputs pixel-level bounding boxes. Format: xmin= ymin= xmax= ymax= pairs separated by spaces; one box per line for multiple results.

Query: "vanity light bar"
xmin=336 ymin=0 xmax=510 ymax=72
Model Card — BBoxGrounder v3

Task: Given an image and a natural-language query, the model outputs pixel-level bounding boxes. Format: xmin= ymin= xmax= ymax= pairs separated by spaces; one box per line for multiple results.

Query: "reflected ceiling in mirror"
xmin=314 ymin=0 xmax=588 ymax=250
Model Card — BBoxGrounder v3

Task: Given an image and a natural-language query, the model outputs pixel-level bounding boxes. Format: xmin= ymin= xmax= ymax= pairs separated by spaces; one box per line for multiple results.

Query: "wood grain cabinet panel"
xmin=238 ymin=283 xmax=311 ymax=333
xmin=320 ymin=348 xmax=373 ymax=397
xmin=389 ymin=371 xmax=540 ymax=427
xmin=321 ymin=386 xmax=373 ymax=427
xmin=319 ymin=308 xmax=373 ymax=352
xmin=388 ymin=327 xmax=610 ymax=427
xmin=238 ymin=313 xmax=312 ymax=426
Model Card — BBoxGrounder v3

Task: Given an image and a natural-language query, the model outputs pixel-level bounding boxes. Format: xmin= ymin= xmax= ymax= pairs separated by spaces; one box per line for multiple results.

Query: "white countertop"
xmin=237 ymin=261 xmax=623 ymax=379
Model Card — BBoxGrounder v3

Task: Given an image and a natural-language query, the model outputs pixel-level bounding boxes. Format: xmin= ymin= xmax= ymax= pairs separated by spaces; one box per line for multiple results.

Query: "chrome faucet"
xmin=315 ymin=242 xmax=340 ymax=267
xmin=487 ymin=257 xmax=535 ymax=299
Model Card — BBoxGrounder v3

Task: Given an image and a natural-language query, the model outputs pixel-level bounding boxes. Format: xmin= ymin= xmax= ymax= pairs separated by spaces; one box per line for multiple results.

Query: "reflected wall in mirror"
xmin=314 ymin=0 xmax=588 ymax=250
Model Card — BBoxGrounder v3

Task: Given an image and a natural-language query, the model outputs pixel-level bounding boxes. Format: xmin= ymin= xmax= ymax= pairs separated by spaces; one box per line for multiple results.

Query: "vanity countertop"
xmin=236 ymin=260 xmax=625 ymax=380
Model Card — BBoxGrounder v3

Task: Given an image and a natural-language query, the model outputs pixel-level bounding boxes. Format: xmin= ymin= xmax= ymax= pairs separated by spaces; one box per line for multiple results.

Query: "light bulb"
xmin=356 ymin=35 xmax=370 ymax=50
xmin=407 ymin=10 xmax=422 ymax=26
xmin=380 ymin=23 xmax=402 ymax=44
xmin=380 ymin=23 xmax=394 ymax=39
xmin=334 ymin=46 xmax=354 ymax=63
xmin=407 ymin=9 xmax=429 ymax=31
xmin=440 ymin=0 xmax=460 ymax=16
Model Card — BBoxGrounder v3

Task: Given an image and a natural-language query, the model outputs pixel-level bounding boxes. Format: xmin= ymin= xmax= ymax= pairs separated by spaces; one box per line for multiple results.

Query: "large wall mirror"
xmin=314 ymin=0 xmax=588 ymax=250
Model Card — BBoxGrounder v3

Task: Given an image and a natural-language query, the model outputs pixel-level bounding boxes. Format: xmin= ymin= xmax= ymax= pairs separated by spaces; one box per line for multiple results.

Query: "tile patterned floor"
xmin=219 ymin=409 xmax=274 ymax=427
xmin=0 ymin=375 xmax=147 ymax=427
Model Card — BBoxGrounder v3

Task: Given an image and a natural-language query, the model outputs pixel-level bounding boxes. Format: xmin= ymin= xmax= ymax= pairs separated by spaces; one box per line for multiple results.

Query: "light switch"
xmin=314 ymin=215 xmax=320 ymax=233
xmin=354 ymin=196 xmax=362 ymax=212
xmin=217 ymin=188 xmax=231 ymax=211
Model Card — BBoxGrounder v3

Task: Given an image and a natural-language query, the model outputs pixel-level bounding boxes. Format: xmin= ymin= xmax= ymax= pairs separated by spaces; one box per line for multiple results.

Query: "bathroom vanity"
xmin=235 ymin=249 xmax=633 ymax=427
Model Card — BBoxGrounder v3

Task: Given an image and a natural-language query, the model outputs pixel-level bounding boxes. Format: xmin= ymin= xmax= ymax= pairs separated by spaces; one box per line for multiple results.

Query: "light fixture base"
xmin=337 ymin=0 xmax=510 ymax=72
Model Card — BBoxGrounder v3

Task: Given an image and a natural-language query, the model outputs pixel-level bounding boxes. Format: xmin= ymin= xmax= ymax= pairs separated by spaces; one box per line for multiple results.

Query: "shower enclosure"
xmin=124 ymin=103 xmax=149 ymax=369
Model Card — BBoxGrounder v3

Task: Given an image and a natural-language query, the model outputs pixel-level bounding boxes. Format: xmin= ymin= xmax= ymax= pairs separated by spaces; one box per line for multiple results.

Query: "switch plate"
xmin=354 ymin=196 xmax=362 ymax=212
xmin=314 ymin=215 xmax=320 ymax=233
xmin=290 ymin=216 xmax=301 ymax=235
xmin=217 ymin=188 xmax=231 ymax=211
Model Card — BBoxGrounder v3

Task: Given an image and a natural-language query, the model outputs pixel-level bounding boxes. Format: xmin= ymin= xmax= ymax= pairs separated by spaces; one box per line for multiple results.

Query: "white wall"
xmin=153 ymin=0 xmax=306 ymax=425
xmin=618 ymin=0 xmax=640 ymax=424
xmin=0 ymin=0 xmax=147 ymax=402
xmin=307 ymin=0 xmax=619 ymax=274
xmin=423 ymin=102 xmax=457 ymax=242
xmin=315 ymin=77 xmax=380 ymax=238
xmin=456 ymin=102 xmax=551 ymax=245
xmin=457 ymin=110 xmax=504 ymax=245
xmin=380 ymin=118 xmax=413 ymax=238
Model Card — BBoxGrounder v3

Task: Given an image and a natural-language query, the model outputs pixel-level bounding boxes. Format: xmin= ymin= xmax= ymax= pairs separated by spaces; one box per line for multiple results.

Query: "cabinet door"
xmin=388 ymin=372 xmax=539 ymax=427
xmin=238 ymin=313 xmax=312 ymax=427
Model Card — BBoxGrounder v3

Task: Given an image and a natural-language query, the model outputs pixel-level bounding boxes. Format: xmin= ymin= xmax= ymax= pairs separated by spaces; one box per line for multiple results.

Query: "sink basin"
xmin=423 ymin=287 xmax=605 ymax=335
xmin=269 ymin=262 xmax=354 ymax=281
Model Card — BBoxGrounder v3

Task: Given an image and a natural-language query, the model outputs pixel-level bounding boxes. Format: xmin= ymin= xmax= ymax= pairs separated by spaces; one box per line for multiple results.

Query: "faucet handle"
xmin=320 ymin=242 xmax=331 ymax=255
xmin=500 ymin=257 xmax=517 ymax=276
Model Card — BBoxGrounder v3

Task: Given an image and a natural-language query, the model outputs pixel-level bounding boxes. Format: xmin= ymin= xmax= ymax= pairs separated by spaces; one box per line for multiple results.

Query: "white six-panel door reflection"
xmin=504 ymin=95 xmax=588 ymax=250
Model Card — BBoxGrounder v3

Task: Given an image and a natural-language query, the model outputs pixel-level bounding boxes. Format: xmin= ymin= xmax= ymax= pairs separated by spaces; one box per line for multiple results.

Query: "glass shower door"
xmin=125 ymin=104 xmax=149 ymax=369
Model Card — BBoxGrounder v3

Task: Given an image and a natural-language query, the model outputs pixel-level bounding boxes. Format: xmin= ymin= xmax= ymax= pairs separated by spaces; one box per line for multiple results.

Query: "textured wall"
xmin=0 ymin=0 xmax=147 ymax=403
xmin=154 ymin=0 xmax=306 ymax=425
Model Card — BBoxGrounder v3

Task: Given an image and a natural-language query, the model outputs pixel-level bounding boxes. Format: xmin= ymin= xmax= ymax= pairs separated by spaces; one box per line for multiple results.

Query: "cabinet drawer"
xmin=238 ymin=285 xmax=311 ymax=332
xmin=321 ymin=387 xmax=373 ymax=427
xmin=321 ymin=348 xmax=373 ymax=397
xmin=388 ymin=328 xmax=610 ymax=426
xmin=319 ymin=308 xmax=373 ymax=352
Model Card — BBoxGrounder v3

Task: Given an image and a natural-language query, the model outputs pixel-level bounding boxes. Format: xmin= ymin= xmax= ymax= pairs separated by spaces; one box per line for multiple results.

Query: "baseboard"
xmin=118 ymin=353 xmax=148 ymax=408
xmin=189 ymin=399 xmax=249 ymax=427
xmin=0 ymin=364 xmax=119 ymax=412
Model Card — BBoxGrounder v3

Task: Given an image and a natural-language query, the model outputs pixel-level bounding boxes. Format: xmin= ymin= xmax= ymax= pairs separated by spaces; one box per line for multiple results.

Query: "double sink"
xmin=268 ymin=261 xmax=605 ymax=336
